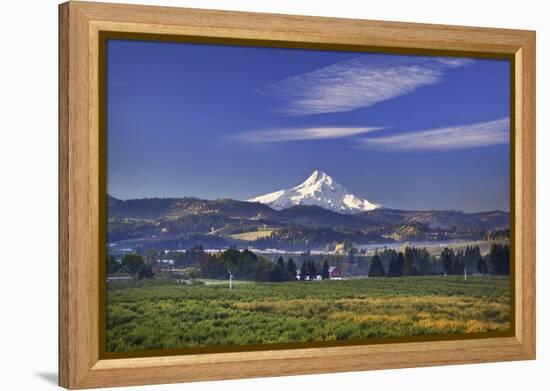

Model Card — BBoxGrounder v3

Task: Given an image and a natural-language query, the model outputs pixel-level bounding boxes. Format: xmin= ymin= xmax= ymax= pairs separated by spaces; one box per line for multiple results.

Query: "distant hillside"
xmin=106 ymin=196 xmax=276 ymax=220
xmin=272 ymin=205 xmax=369 ymax=229
xmin=106 ymin=195 xmax=509 ymax=251
xmin=358 ymin=209 xmax=509 ymax=231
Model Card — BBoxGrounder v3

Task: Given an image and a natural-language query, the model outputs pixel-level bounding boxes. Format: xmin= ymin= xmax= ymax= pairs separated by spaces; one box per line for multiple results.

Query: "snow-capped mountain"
xmin=248 ymin=170 xmax=382 ymax=214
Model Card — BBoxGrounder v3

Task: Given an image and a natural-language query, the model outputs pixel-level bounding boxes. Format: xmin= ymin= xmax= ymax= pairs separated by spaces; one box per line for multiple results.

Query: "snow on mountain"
xmin=248 ymin=170 xmax=382 ymax=214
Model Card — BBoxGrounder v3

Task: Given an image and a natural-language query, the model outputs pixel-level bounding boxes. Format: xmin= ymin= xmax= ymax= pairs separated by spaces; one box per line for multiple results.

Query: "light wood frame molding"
xmin=59 ymin=1 xmax=536 ymax=389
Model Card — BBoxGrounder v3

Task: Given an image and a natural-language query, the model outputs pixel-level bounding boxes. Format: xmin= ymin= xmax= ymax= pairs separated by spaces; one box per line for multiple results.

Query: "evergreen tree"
xmin=277 ymin=256 xmax=286 ymax=280
xmin=403 ymin=247 xmax=417 ymax=276
xmin=441 ymin=248 xmax=455 ymax=275
xmin=463 ymin=246 xmax=481 ymax=272
xmin=378 ymin=247 xmax=398 ymax=269
xmin=489 ymin=243 xmax=510 ymax=275
xmin=299 ymin=261 xmax=308 ymax=280
xmin=387 ymin=254 xmax=403 ymax=277
xmin=254 ymin=258 xmax=273 ymax=282
xmin=269 ymin=257 xmax=286 ymax=282
xmin=417 ymin=248 xmax=432 ymax=275
xmin=453 ymin=250 xmax=465 ymax=275
xmin=476 ymin=256 xmax=489 ymax=274
xmin=321 ymin=259 xmax=330 ymax=280
xmin=286 ymin=257 xmax=297 ymax=280
xmin=307 ymin=260 xmax=318 ymax=280
xmin=107 ymin=254 xmax=121 ymax=274
xmin=237 ymin=249 xmax=259 ymax=280
xmin=368 ymin=254 xmax=386 ymax=277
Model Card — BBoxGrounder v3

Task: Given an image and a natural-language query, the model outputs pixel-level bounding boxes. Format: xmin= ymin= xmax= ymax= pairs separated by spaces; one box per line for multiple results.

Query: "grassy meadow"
xmin=106 ymin=276 xmax=510 ymax=352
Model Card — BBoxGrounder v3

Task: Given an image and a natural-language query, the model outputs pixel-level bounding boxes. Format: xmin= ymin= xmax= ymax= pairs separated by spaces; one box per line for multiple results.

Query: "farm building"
xmin=296 ymin=266 xmax=342 ymax=281
xmin=328 ymin=266 xmax=341 ymax=279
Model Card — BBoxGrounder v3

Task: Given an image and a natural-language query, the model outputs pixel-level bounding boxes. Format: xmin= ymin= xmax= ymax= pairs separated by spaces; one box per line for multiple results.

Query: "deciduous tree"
xmin=121 ymin=253 xmax=145 ymax=279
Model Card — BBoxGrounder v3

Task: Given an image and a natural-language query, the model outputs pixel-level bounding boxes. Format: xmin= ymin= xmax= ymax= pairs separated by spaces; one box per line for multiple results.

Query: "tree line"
xmin=107 ymin=253 xmax=155 ymax=280
xmin=199 ymin=247 xmax=332 ymax=282
xmin=107 ymin=243 xmax=510 ymax=281
xmin=367 ymin=243 xmax=510 ymax=277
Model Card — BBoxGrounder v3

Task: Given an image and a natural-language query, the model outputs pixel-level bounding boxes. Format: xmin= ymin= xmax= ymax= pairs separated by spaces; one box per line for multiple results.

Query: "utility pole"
xmin=464 ymin=266 xmax=467 ymax=281
xmin=228 ymin=269 xmax=233 ymax=291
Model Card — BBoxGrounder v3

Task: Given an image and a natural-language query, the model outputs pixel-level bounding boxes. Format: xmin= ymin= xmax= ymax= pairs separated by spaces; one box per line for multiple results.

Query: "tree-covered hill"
xmin=106 ymin=195 xmax=509 ymax=250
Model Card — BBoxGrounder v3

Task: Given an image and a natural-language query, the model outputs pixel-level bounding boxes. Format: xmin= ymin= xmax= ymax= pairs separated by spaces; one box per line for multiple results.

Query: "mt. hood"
xmin=248 ymin=170 xmax=381 ymax=214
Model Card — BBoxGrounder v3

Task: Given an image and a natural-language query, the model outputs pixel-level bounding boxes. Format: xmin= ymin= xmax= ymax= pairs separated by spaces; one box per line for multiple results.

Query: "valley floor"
xmin=106 ymin=276 xmax=510 ymax=353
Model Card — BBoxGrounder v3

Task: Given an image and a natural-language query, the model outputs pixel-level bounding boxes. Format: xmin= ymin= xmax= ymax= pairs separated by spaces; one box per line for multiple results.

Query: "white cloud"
xmin=237 ymin=126 xmax=383 ymax=143
xmin=355 ymin=118 xmax=509 ymax=151
xmin=434 ymin=57 xmax=474 ymax=68
xmin=261 ymin=55 xmax=473 ymax=116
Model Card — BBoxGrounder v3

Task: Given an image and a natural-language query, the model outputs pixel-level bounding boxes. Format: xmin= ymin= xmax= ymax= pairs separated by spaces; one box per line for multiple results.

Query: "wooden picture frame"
xmin=59 ymin=1 xmax=536 ymax=389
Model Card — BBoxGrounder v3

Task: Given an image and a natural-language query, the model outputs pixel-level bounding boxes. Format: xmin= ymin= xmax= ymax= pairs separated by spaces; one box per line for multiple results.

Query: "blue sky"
xmin=106 ymin=39 xmax=510 ymax=212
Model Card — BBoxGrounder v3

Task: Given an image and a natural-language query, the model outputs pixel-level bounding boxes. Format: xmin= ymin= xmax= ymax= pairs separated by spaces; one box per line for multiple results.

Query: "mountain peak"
xmin=248 ymin=171 xmax=381 ymax=214
xmin=301 ymin=170 xmax=333 ymax=188
xmin=307 ymin=169 xmax=327 ymax=180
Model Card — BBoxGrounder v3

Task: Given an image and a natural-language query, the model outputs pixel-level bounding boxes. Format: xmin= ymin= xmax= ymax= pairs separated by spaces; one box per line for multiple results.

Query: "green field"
xmin=228 ymin=229 xmax=275 ymax=241
xmin=106 ymin=276 xmax=510 ymax=352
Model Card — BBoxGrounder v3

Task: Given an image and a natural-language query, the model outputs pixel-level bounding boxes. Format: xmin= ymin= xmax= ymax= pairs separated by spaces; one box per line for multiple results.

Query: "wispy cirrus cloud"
xmin=236 ymin=126 xmax=383 ymax=143
xmin=355 ymin=118 xmax=509 ymax=151
xmin=261 ymin=55 xmax=473 ymax=116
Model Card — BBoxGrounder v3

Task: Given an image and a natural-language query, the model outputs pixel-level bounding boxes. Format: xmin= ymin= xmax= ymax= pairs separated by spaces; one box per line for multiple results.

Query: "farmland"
xmin=106 ymin=276 xmax=510 ymax=352
xmin=228 ymin=229 xmax=275 ymax=241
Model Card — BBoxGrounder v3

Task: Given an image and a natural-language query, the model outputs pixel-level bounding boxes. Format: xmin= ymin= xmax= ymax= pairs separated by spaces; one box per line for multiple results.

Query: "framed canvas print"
xmin=58 ymin=1 xmax=536 ymax=389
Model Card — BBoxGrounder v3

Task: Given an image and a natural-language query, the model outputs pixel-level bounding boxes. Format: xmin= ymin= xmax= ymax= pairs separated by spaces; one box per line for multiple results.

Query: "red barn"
xmin=328 ymin=266 xmax=341 ymax=279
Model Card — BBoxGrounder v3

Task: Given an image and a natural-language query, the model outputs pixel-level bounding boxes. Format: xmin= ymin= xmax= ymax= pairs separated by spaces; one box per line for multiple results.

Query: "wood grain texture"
xmin=58 ymin=1 xmax=536 ymax=388
xmin=517 ymin=35 xmax=536 ymax=355
xmin=58 ymin=3 xmax=70 ymax=387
